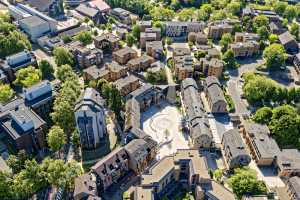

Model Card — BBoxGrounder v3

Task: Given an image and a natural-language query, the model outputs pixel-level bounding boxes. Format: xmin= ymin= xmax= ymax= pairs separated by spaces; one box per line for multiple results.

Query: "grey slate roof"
xmin=205 ymin=76 xmax=226 ymax=105
xmin=279 ymin=31 xmax=296 ymax=45
xmin=76 ymin=4 xmax=99 ymax=18
xmin=289 ymin=176 xmax=300 ymax=199
xmin=75 ymin=88 xmax=105 ymax=112
xmin=222 ymin=129 xmax=249 ymax=159
xmin=19 ymin=15 xmax=47 ymax=27
xmin=277 ymin=149 xmax=300 ymax=172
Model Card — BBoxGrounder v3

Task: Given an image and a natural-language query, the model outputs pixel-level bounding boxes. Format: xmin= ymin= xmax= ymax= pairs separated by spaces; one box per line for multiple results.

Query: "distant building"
xmin=74 ymin=173 xmax=98 ymax=200
xmin=269 ymin=22 xmax=286 ymax=35
xmin=276 ymin=149 xmax=300 ymax=177
xmin=222 ymin=129 xmax=251 ymax=169
xmin=88 ymin=0 xmax=111 ymax=14
xmin=196 ymin=58 xmax=223 ymax=78
xmin=23 ymin=80 xmax=53 ymax=120
xmin=208 ymin=22 xmax=233 ymax=40
xmin=91 ymin=147 xmax=129 ymax=192
xmin=0 ymin=103 xmax=46 ymax=153
xmin=204 ymin=76 xmax=227 ymax=113
xmin=67 ymin=41 xmax=103 ymax=68
xmin=242 ymin=122 xmax=280 ymax=166
xmin=140 ymin=32 xmax=157 ymax=49
xmin=230 ymin=41 xmax=259 ymax=58
xmin=279 ymin=31 xmax=299 ymax=55
xmin=124 ymin=138 xmax=157 ymax=174
xmin=19 ymin=15 xmax=51 ymax=42
xmin=0 ymin=50 xmax=36 ymax=82
xmin=181 ymin=78 xmax=213 ymax=148
xmin=109 ymin=8 xmax=138 ymax=25
xmin=293 ymin=53 xmax=300 ymax=74
xmin=130 ymin=149 xmax=212 ymax=200
xmin=136 ymin=20 xmax=152 ymax=32
xmin=286 ymin=176 xmax=300 ymax=200
xmin=172 ymin=46 xmax=193 ymax=81
xmin=146 ymin=41 xmax=164 ymax=60
xmin=127 ymin=55 xmax=154 ymax=72
xmin=234 ymin=32 xmax=260 ymax=42
xmin=94 ymin=33 xmax=120 ymax=52
xmin=26 ymin=0 xmax=64 ymax=17
xmin=165 ymin=21 xmax=205 ymax=39
xmin=113 ymin=75 xmax=140 ymax=96
xmin=75 ymin=4 xmax=103 ymax=24
xmin=64 ymin=0 xmax=85 ymax=6
xmin=145 ymin=27 xmax=161 ymax=40
xmin=74 ymin=88 xmax=106 ymax=149
xmin=113 ymin=47 xmax=138 ymax=65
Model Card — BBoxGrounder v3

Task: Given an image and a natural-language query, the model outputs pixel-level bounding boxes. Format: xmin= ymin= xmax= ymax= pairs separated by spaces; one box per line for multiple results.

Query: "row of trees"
xmin=242 ymin=72 xmax=300 ymax=106
xmin=0 ymin=14 xmax=31 ymax=58
xmin=2 ymin=151 xmax=82 ymax=199
xmin=253 ymin=105 xmax=300 ymax=148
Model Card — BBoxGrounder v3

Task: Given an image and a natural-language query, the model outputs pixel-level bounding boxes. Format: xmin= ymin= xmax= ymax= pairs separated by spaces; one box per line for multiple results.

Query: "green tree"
xmin=166 ymin=37 xmax=172 ymax=45
xmin=253 ymin=15 xmax=269 ymax=31
xmin=194 ymin=50 xmax=206 ymax=60
xmin=178 ymin=8 xmax=195 ymax=21
xmin=146 ymin=69 xmax=167 ymax=84
xmin=109 ymin=85 xmax=123 ymax=115
xmin=284 ymin=5 xmax=297 ymax=21
xmin=219 ymin=33 xmax=233 ymax=51
xmin=14 ymin=66 xmax=42 ymax=88
xmin=213 ymin=169 xmax=224 ymax=182
xmin=210 ymin=9 xmax=227 ymax=21
xmin=269 ymin=105 xmax=300 ymax=148
xmin=47 ymin=126 xmax=66 ymax=153
xmin=126 ymin=33 xmax=135 ymax=47
xmin=132 ymin=25 xmax=141 ymax=39
xmin=6 ymin=150 xmax=29 ymax=174
xmin=0 ymin=83 xmax=14 ymax=104
xmin=223 ymin=49 xmax=238 ymax=69
xmin=56 ymin=64 xmax=76 ymax=81
xmin=75 ymin=31 xmax=93 ymax=46
xmin=290 ymin=22 xmax=299 ymax=40
xmin=274 ymin=1 xmax=287 ymax=16
xmin=228 ymin=168 xmax=267 ymax=199
xmin=263 ymin=43 xmax=286 ymax=70
xmin=53 ymin=47 xmax=75 ymax=67
xmin=225 ymin=1 xmax=241 ymax=16
xmin=253 ymin=107 xmax=273 ymax=124
xmin=39 ymin=60 xmax=54 ymax=79
xmin=150 ymin=7 xmax=175 ymax=21
xmin=257 ymin=26 xmax=269 ymax=41
xmin=51 ymin=100 xmax=75 ymax=133
xmin=71 ymin=129 xmax=81 ymax=150
xmin=268 ymin=34 xmax=278 ymax=44
xmin=200 ymin=4 xmax=213 ymax=15
xmin=0 ymin=171 xmax=13 ymax=199
xmin=62 ymin=35 xmax=72 ymax=43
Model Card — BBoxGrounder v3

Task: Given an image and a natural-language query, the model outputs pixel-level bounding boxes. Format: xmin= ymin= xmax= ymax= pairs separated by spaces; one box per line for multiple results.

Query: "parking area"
xmin=141 ymin=101 xmax=189 ymax=159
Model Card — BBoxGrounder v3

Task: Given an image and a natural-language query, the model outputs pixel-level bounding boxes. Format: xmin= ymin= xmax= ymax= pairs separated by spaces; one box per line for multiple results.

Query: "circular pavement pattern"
xmin=150 ymin=114 xmax=172 ymax=132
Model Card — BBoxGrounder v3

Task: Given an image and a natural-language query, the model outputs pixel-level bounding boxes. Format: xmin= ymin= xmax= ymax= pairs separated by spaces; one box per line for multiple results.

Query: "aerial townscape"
xmin=1 ymin=0 xmax=300 ymax=199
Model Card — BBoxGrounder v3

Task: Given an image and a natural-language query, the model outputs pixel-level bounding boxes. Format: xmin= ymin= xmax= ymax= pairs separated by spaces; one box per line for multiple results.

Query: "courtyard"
xmin=142 ymin=101 xmax=189 ymax=159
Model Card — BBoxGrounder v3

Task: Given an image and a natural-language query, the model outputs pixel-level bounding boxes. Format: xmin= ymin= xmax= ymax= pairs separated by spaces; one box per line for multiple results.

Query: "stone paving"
xmin=141 ymin=101 xmax=189 ymax=159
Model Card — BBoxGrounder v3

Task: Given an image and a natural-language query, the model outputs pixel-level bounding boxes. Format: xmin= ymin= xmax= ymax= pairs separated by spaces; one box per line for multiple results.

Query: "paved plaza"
xmin=142 ymin=101 xmax=189 ymax=159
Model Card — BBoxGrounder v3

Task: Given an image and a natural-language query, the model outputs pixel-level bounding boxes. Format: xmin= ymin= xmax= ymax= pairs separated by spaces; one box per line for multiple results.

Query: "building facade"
xmin=74 ymin=88 xmax=106 ymax=149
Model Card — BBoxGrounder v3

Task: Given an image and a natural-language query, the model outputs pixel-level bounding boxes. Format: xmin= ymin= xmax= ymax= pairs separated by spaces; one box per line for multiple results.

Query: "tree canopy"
xmin=75 ymin=31 xmax=93 ymax=46
xmin=0 ymin=83 xmax=14 ymax=104
xmin=13 ymin=66 xmax=42 ymax=88
xmin=47 ymin=126 xmax=66 ymax=153
xmin=263 ymin=44 xmax=286 ymax=70
xmin=53 ymin=47 xmax=75 ymax=67
xmin=38 ymin=60 xmax=54 ymax=79
xmin=228 ymin=167 xmax=267 ymax=199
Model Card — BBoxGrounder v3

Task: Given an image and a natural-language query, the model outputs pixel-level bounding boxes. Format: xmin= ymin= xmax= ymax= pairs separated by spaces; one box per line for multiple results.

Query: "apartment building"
xmin=113 ymin=75 xmax=140 ymax=96
xmin=67 ymin=41 xmax=103 ymax=68
xmin=181 ymin=78 xmax=213 ymax=148
xmin=105 ymin=62 xmax=128 ymax=82
xmin=26 ymin=0 xmax=64 ymax=17
xmin=91 ymin=147 xmax=129 ymax=192
xmin=0 ymin=102 xmax=47 ymax=153
xmin=208 ymin=23 xmax=233 ymax=40
xmin=75 ymin=4 xmax=103 ymax=24
xmin=286 ymin=176 xmax=300 ymax=200
xmin=137 ymin=20 xmax=152 ymax=32
xmin=146 ymin=41 xmax=164 ymax=60
xmin=130 ymin=149 xmax=211 ymax=200
xmin=140 ymin=32 xmax=157 ymax=49
xmin=230 ymin=41 xmax=259 ymax=58
xmin=165 ymin=21 xmax=205 ymax=38
xmin=145 ymin=27 xmax=161 ymax=40
xmin=109 ymin=8 xmax=138 ymax=25
xmin=276 ymin=149 xmax=300 ymax=177
xmin=74 ymin=173 xmax=99 ymax=200
xmin=196 ymin=58 xmax=223 ymax=78
xmin=234 ymin=32 xmax=260 ymax=42
xmin=0 ymin=50 xmax=36 ymax=82
xmin=221 ymin=129 xmax=251 ymax=169
xmin=113 ymin=47 xmax=138 ymax=65
xmin=174 ymin=55 xmax=194 ymax=81
xmin=242 ymin=122 xmax=280 ymax=166
xmin=204 ymin=76 xmax=227 ymax=113
xmin=23 ymin=80 xmax=53 ymax=121
xmin=127 ymin=55 xmax=154 ymax=72
xmin=94 ymin=33 xmax=120 ymax=52
xmin=279 ymin=31 xmax=299 ymax=54
xmin=74 ymin=88 xmax=106 ymax=150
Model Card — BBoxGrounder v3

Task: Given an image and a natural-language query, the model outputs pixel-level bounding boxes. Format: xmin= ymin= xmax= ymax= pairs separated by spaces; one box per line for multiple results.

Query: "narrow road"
xmin=165 ymin=66 xmax=175 ymax=84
